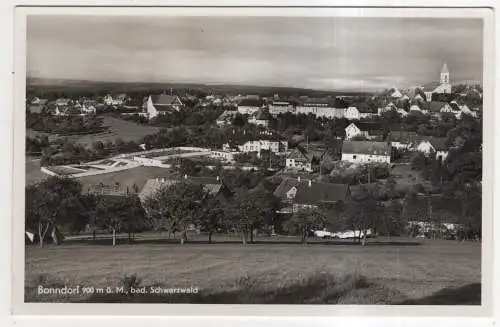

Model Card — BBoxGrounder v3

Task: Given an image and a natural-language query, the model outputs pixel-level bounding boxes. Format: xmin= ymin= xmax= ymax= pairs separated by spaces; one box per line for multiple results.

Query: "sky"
xmin=27 ymin=16 xmax=483 ymax=91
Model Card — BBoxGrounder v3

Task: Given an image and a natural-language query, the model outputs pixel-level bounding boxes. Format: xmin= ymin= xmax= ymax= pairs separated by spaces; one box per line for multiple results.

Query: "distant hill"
xmin=26 ymin=77 xmax=374 ymax=98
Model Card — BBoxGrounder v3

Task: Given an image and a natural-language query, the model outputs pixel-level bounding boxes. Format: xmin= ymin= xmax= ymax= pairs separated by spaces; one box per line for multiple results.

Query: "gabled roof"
xmin=390 ymin=131 xmax=424 ymax=144
xmin=342 ymin=141 xmax=390 ymax=156
xmin=238 ymin=98 xmax=263 ymax=107
xmin=151 ymin=94 xmax=182 ymax=106
xmin=421 ymin=81 xmax=442 ymax=91
xmin=295 ymin=182 xmax=350 ymax=205
xmin=287 ymin=148 xmax=310 ymax=162
xmin=273 ymin=178 xmax=307 ymax=199
xmin=429 ymin=101 xmax=449 ymax=113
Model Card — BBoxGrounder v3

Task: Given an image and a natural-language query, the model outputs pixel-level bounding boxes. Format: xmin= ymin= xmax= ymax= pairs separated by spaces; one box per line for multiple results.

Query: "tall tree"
xmin=25 ymin=177 xmax=86 ymax=247
xmin=290 ymin=207 xmax=327 ymax=245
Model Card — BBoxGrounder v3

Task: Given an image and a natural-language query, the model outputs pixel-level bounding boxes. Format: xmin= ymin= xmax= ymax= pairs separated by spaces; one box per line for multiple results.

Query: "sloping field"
xmin=25 ymin=237 xmax=481 ymax=304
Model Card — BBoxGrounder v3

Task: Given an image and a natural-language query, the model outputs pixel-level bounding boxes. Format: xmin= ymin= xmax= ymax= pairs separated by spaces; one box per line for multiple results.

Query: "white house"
xmin=231 ymin=139 xmax=288 ymax=156
xmin=389 ymin=131 xmax=423 ymax=150
xmin=237 ymin=98 xmax=263 ymax=115
xmin=344 ymin=123 xmax=370 ymax=140
xmin=397 ymin=108 xmax=409 ymax=117
xmin=210 ymin=149 xmax=241 ymax=163
xmin=248 ymin=110 xmax=271 ymax=128
xmin=390 ymin=88 xmax=403 ymax=98
xmin=146 ymin=94 xmax=183 ymax=119
xmin=344 ymin=107 xmax=360 ymax=120
xmin=341 ymin=141 xmax=391 ymax=164
xmin=296 ymin=98 xmax=347 ymax=119
xmin=416 ymin=138 xmax=449 ymax=162
xmin=269 ymin=100 xmax=295 ymax=116
xmin=285 ymin=149 xmax=312 ymax=172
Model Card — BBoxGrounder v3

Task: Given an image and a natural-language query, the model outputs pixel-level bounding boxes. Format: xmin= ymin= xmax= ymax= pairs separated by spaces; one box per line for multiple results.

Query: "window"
xmin=353 ymin=155 xmax=357 ymax=160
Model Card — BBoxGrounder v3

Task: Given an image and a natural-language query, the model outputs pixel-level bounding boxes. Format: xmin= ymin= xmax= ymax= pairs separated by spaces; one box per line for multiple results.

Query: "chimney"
xmin=308 ymin=180 xmax=312 ymax=187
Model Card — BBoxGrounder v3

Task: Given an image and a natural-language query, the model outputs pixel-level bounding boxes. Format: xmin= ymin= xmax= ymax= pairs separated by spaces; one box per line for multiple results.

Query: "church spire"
xmin=440 ymin=62 xmax=450 ymax=84
xmin=441 ymin=62 xmax=449 ymax=74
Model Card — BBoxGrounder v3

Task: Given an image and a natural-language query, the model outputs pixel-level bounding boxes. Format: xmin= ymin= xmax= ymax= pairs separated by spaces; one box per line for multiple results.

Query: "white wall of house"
xmin=269 ymin=104 xmax=295 ymax=116
xmin=436 ymin=150 xmax=449 ymax=162
xmin=345 ymin=123 xmax=363 ymax=140
xmin=341 ymin=153 xmax=390 ymax=164
xmin=248 ymin=118 xmax=269 ymax=128
xmin=345 ymin=107 xmax=360 ymax=120
xmin=237 ymin=106 xmax=261 ymax=115
xmin=416 ymin=141 xmax=434 ymax=154
xmin=210 ymin=150 xmax=239 ymax=163
xmin=146 ymin=96 xmax=159 ymax=119
xmin=286 ymin=158 xmax=312 ymax=172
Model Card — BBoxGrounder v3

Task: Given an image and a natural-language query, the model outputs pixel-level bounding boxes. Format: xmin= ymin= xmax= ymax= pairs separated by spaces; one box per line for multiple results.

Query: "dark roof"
xmin=421 ymin=82 xmax=442 ymax=91
xmin=355 ymin=121 xmax=383 ymax=131
xmin=429 ymin=101 xmax=448 ymax=113
xmin=238 ymin=99 xmax=263 ymax=107
xmin=151 ymin=94 xmax=182 ymax=106
xmin=273 ymin=178 xmax=303 ymax=199
xmin=342 ymin=141 xmax=391 ymax=156
xmin=295 ymin=182 xmax=350 ymax=205
xmin=287 ymin=149 xmax=310 ymax=162
xmin=301 ymin=98 xmax=348 ymax=108
xmin=427 ymin=137 xmax=448 ymax=151
xmin=390 ymin=131 xmax=424 ymax=144
xmin=254 ymin=110 xmax=272 ymax=120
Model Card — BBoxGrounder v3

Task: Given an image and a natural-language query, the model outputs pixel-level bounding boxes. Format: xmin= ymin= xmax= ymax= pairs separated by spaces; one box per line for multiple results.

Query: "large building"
xmin=341 ymin=141 xmax=391 ymax=164
xmin=422 ymin=62 xmax=452 ymax=102
xmin=145 ymin=94 xmax=184 ymax=119
xmin=295 ymin=98 xmax=348 ymax=119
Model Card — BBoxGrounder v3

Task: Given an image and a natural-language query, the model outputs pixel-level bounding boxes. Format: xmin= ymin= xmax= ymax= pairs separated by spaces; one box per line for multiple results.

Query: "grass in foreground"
xmin=25 ymin=238 xmax=481 ymax=304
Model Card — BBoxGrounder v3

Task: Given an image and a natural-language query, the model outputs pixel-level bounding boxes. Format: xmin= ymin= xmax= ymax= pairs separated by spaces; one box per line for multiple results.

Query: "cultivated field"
xmin=25 ymin=236 xmax=481 ymax=304
xmin=27 ymin=116 xmax=161 ymax=147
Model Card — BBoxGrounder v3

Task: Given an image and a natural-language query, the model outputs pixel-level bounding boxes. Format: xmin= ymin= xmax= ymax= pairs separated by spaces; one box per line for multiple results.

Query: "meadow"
xmin=25 ymin=236 xmax=481 ymax=304
xmin=27 ymin=116 xmax=161 ymax=147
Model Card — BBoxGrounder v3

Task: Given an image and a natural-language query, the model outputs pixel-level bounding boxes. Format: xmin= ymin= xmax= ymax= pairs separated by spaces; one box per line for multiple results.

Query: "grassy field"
xmin=25 ymin=236 xmax=481 ymax=304
xmin=27 ymin=116 xmax=161 ymax=147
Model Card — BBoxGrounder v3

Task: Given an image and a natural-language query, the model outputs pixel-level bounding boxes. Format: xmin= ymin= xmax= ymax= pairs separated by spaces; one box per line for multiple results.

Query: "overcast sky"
xmin=27 ymin=16 xmax=483 ymax=91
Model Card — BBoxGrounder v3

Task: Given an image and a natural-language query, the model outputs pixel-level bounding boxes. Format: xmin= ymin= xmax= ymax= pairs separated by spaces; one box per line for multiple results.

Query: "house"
xmin=358 ymin=105 xmax=376 ymax=119
xmin=413 ymin=93 xmax=425 ymax=102
xmin=409 ymin=104 xmax=426 ymax=114
xmin=420 ymin=62 xmax=452 ymax=102
xmin=293 ymin=180 xmax=350 ymax=210
xmin=209 ymin=149 xmax=241 ymax=163
xmin=416 ymin=137 xmax=449 ymax=161
xmin=237 ymin=98 xmax=263 ymax=115
xmin=345 ymin=123 xmax=369 ymax=140
xmin=104 ymin=94 xmax=128 ymax=106
xmin=248 ymin=109 xmax=271 ymax=128
xmin=429 ymin=101 xmax=453 ymax=118
xmin=295 ymin=98 xmax=347 ymax=119
xmin=389 ymin=131 xmax=424 ymax=150
xmin=344 ymin=106 xmax=360 ymax=120
xmin=390 ymin=88 xmax=403 ymax=98
xmin=138 ymin=175 xmax=230 ymax=204
xmin=273 ymin=178 xmax=350 ymax=211
xmin=341 ymin=141 xmax=391 ymax=164
xmin=269 ymin=100 xmax=295 ymax=116
xmin=81 ymin=104 xmax=96 ymax=115
xmin=145 ymin=94 xmax=184 ymax=119
xmin=28 ymin=98 xmax=48 ymax=114
xmin=216 ymin=110 xmax=237 ymax=126
xmin=235 ymin=139 xmax=288 ymax=156
xmin=285 ymin=149 xmax=312 ymax=172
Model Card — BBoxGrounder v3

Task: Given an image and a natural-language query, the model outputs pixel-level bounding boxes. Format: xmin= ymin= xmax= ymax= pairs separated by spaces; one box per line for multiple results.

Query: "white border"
xmin=1 ymin=1 xmax=496 ymax=326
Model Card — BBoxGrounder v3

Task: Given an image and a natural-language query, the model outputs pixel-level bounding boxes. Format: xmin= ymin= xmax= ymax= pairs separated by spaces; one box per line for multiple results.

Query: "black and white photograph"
xmin=17 ymin=7 xmax=490 ymax=310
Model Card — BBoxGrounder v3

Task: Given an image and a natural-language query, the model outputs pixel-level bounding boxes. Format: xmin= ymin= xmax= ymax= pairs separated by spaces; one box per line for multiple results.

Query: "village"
xmin=26 ymin=62 xmax=483 ymax=248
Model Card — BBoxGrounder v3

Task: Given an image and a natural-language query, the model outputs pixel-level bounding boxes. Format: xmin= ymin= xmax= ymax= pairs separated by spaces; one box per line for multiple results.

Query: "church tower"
xmin=440 ymin=62 xmax=450 ymax=84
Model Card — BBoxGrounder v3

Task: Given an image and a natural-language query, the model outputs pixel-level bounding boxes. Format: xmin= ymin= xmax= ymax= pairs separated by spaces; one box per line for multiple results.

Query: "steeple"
xmin=441 ymin=62 xmax=449 ymax=74
xmin=440 ymin=62 xmax=450 ymax=84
